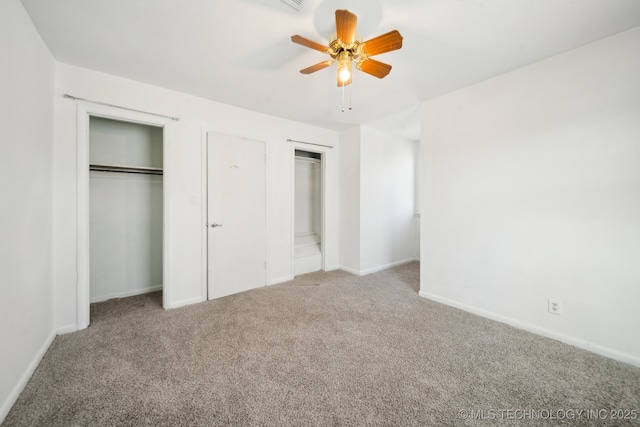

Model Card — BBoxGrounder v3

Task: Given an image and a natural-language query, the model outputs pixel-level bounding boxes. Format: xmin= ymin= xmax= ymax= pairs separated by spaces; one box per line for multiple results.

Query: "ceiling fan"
xmin=291 ymin=9 xmax=403 ymax=87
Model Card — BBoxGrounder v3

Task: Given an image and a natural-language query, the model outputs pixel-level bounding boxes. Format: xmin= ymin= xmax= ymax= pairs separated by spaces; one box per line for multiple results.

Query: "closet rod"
xmin=295 ymin=156 xmax=321 ymax=164
xmin=287 ymin=138 xmax=334 ymax=149
xmin=90 ymin=164 xmax=164 ymax=175
xmin=64 ymin=94 xmax=180 ymax=121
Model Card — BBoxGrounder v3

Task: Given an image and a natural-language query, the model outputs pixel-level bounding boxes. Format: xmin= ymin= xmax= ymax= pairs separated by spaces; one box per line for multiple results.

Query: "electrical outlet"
xmin=548 ymin=298 xmax=562 ymax=315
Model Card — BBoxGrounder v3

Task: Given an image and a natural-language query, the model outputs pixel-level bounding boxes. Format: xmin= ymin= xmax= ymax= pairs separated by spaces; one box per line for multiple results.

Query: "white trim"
xmin=359 ymin=258 xmax=419 ymax=276
xmin=200 ymin=128 xmax=209 ymax=301
xmin=56 ymin=324 xmax=79 ymax=335
xmin=339 ymin=266 xmax=361 ymax=276
xmin=419 ymin=291 xmax=640 ymax=368
xmin=318 ymin=147 xmax=328 ymax=266
xmin=74 ymin=101 xmax=174 ymax=330
xmin=76 ymin=105 xmax=90 ymax=330
xmin=268 ymin=275 xmax=295 ymax=286
xmin=167 ymin=296 xmax=205 ymax=309
xmin=89 ymin=285 xmax=163 ymax=303
xmin=340 ymin=258 xmax=419 ymax=277
xmin=263 ymin=142 xmax=268 ymax=288
xmin=0 ymin=330 xmax=56 ymax=424
xmin=161 ymin=124 xmax=173 ymax=312
xmin=289 ymin=140 xmax=295 ymax=280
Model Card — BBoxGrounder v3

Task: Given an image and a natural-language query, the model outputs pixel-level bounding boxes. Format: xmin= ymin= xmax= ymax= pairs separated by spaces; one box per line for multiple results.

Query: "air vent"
xmin=280 ymin=0 xmax=304 ymax=11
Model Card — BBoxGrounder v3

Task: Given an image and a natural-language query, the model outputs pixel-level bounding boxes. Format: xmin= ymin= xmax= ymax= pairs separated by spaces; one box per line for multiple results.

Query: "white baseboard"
xmin=360 ymin=258 xmax=419 ymax=276
xmin=340 ymin=258 xmax=419 ymax=277
xmin=56 ymin=324 xmax=78 ymax=335
xmin=268 ymin=276 xmax=294 ymax=286
xmin=90 ymin=285 xmax=163 ymax=303
xmin=419 ymin=291 xmax=640 ymax=368
xmin=167 ymin=296 xmax=204 ymax=309
xmin=339 ymin=265 xmax=361 ymax=276
xmin=0 ymin=329 xmax=56 ymax=424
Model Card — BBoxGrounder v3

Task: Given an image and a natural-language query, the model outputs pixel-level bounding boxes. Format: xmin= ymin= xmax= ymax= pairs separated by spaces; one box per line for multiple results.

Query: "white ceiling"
xmin=20 ymin=0 xmax=640 ymax=140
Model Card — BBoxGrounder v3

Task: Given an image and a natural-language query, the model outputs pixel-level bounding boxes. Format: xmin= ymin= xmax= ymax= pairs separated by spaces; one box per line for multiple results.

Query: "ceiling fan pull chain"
xmin=349 ymin=83 xmax=352 ymax=111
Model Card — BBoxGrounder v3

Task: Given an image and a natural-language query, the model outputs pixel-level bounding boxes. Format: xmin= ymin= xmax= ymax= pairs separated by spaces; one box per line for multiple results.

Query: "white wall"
xmin=90 ymin=173 xmax=163 ymax=302
xmin=361 ymin=126 xmax=419 ymax=274
xmin=339 ymin=126 xmax=419 ymax=275
xmin=420 ymin=27 xmax=640 ymax=366
xmin=339 ymin=127 xmax=362 ymax=273
xmin=0 ymin=0 xmax=55 ymax=422
xmin=89 ymin=117 xmax=163 ymax=168
xmin=89 ymin=118 xmax=164 ymax=302
xmin=53 ymin=63 xmax=339 ymax=330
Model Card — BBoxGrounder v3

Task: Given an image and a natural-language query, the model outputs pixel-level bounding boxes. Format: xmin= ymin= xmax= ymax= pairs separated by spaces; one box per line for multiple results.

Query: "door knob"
xmin=210 ymin=223 xmax=223 ymax=228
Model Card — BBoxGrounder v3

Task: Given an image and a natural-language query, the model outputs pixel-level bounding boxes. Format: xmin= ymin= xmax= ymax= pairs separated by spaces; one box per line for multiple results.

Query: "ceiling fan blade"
xmin=357 ymin=59 xmax=392 ymax=79
xmin=362 ymin=30 xmax=403 ymax=57
xmin=291 ymin=35 xmax=329 ymax=53
xmin=300 ymin=60 xmax=334 ymax=74
xmin=335 ymin=9 xmax=358 ymax=44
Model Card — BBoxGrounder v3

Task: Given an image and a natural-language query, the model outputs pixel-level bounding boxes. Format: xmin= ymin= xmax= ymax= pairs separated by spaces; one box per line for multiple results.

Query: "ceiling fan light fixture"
xmin=338 ymin=54 xmax=352 ymax=83
xmin=339 ymin=66 xmax=351 ymax=83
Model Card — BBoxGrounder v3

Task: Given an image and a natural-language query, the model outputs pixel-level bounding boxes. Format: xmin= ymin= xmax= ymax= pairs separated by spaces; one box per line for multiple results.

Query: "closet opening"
xmin=88 ymin=116 xmax=164 ymax=316
xmin=294 ymin=149 xmax=323 ymax=276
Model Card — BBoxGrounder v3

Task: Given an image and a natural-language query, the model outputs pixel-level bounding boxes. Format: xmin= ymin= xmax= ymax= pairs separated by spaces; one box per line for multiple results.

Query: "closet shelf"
xmin=89 ymin=164 xmax=163 ymax=175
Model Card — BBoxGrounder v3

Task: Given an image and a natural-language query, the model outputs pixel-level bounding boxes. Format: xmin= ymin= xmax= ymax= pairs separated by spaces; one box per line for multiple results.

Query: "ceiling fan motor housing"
xmin=329 ymin=38 xmax=364 ymax=63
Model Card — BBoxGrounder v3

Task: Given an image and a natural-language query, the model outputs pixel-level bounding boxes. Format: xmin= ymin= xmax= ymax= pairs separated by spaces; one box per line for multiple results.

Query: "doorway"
xmin=76 ymin=103 xmax=172 ymax=330
xmin=294 ymin=149 xmax=323 ymax=276
xmin=88 ymin=117 xmax=164 ymax=306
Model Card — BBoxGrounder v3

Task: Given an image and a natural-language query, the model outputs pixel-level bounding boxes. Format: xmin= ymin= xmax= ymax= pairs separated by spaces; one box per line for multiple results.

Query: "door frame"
xmin=76 ymin=103 xmax=174 ymax=330
xmin=291 ymin=142 xmax=328 ymax=276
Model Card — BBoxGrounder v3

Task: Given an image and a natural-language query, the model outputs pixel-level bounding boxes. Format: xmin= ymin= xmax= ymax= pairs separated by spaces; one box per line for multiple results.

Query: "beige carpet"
xmin=4 ymin=263 xmax=640 ymax=426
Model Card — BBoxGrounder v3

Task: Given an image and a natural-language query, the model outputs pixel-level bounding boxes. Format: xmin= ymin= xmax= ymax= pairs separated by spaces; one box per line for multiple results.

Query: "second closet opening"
xmin=294 ymin=149 xmax=323 ymax=276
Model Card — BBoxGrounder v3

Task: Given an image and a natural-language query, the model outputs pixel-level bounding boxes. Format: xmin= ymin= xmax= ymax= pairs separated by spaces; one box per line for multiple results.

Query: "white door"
xmin=207 ymin=132 xmax=266 ymax=299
